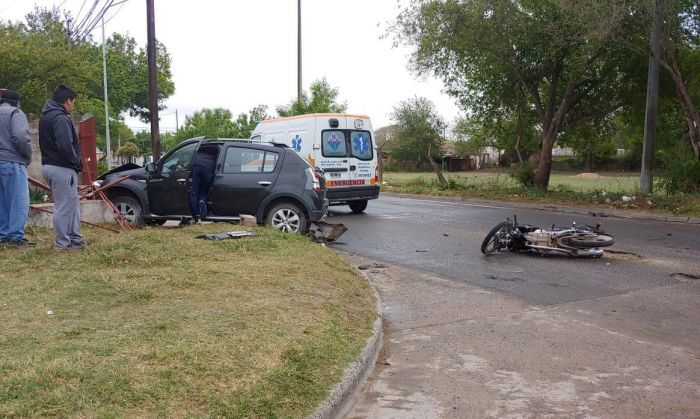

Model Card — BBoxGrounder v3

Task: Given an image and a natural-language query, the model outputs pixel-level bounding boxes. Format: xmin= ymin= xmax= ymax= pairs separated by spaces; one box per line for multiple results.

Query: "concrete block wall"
xmin=28 ymin=200 xmax=116 ymax=228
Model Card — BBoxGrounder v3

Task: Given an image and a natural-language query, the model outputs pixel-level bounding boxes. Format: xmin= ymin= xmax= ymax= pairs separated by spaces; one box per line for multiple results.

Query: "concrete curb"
xmin=382 ymin=192 xmax=700 ymax=225
xmin=309 ymin=272 xmax=383 ymax=419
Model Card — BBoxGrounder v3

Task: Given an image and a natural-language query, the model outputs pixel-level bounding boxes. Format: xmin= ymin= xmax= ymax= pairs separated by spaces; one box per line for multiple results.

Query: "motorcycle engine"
xmin=524 ymin=229 xmax=551 ymax=246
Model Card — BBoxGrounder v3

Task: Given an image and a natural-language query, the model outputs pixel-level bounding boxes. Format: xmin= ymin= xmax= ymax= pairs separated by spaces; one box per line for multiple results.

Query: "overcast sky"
xmin=2 ymin=0 xmax=462 ymax=132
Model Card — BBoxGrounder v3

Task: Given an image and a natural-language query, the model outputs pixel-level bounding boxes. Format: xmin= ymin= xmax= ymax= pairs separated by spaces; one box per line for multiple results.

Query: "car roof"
xmin=180 ymin=137 xmax=289 ymax=151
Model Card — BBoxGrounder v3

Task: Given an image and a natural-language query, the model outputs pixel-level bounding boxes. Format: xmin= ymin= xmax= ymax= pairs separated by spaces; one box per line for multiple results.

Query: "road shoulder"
xmin=341 ymin=252 xmax=700 ymax=418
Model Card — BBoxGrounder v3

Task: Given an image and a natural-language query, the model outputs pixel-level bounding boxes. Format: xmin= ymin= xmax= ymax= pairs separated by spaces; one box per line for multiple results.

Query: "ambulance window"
xmin=350 ymin=131 xmax=373 ymax=160
xmin=322 ymin=130 xmax=347 ymax=157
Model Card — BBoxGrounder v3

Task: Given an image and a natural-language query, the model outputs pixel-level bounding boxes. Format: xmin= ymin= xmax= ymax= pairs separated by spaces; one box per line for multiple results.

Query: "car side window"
xmin=161 ymin=142 xmax=198 ymax=174
xmin=224 ymin=147 xmax=279 ymax=174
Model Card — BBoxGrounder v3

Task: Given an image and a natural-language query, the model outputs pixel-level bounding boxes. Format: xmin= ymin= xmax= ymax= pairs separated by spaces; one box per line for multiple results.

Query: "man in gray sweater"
xmin=0 ymin=89 xmax=32 ymax=246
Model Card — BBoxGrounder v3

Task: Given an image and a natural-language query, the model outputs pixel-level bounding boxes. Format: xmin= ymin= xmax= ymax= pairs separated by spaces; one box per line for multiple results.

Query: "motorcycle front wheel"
xmin=567 ymin=234 xmax=615 ymax=248
xmin=481 ymin=221 xmax=510 ymax=255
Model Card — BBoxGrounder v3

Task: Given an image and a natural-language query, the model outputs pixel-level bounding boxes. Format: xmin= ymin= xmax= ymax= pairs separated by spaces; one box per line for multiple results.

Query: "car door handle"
xmin=350 ymin=165 xmax=356 ymax=171
xmin=258 ymin=181 xmax=272 ymax=186
xmin=176 ymin=178 xmax=187 ymax=185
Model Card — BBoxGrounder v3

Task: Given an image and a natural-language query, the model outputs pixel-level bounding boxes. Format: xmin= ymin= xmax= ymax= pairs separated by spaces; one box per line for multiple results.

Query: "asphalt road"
xmin=327 ymin=194 xmax=700 ymax=306
xmin=327 ymin=195 xmax=700 ymax=418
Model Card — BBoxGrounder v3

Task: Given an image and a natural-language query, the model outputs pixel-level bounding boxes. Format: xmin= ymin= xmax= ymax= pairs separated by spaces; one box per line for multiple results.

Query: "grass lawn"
xmin=381 ymin=170 xmax=700 ymax=216
xmin=0 ymin=224 xmax=376 ymax=417
xmin=384 ymin=171 xmax=641 ymax=193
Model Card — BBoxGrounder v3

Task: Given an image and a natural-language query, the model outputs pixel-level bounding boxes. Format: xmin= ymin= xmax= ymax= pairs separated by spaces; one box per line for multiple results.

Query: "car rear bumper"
xmin=308 ymin=198 xmax=329 ymax=222
xmin=327 ymin=186 xmax=379 ymax=203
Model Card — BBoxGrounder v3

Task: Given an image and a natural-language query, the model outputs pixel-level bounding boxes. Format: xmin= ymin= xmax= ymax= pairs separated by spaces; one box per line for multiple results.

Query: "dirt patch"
xmin=604 ymin=249 xmax=643 ymax=260
xmin=574 ymin=172 xmax=603 ymax=179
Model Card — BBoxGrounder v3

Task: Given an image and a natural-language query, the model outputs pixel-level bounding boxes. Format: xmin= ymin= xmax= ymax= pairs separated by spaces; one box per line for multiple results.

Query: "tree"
xmin=173 ymin=108 xmax=235 ymax=142
xmin=453 ymin=101 xmax=540 ymax=166
xmin=115 ymin=142 xmax=140 ymax=162
xmin=104 ymin=33 xmax=175 ymax=122
xmin=392 ymin=0 xmax=630 ymax=187
xmin=232 ymin=105 xmax=270 ymax=138
xmin=390 ymin=97 xmax=446 ymax=168
xmin=277 ymin=78 xmax=347 ymax=117
xmin=612 ymin=0 xmax=700 ymax=161
xmin=0 ymin=6 xmax=175 ymax=129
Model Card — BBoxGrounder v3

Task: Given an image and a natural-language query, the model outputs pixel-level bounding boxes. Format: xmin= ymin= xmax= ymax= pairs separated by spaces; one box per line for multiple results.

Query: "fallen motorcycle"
xmin=481 ymin=215 xmax=614 ymax=257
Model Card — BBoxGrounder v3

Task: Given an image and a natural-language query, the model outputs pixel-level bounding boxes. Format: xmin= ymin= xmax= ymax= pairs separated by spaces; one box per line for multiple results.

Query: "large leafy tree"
xmin=173 ymin=108 xmax=235 ymax=142
xmin=392 ymin=0 xmax=632 ymax=187
xmin=390 ymin=96 xmax=446 ymax=166
xmin=276 ymin=78 xmax=347 ymax=117
xmin=613 ymin=0 xmax=700 ymax=161
xmin=0 ymin=6 xmax=175 ymax=138
xmin=232 ymin=105 xmax=270 ymax=138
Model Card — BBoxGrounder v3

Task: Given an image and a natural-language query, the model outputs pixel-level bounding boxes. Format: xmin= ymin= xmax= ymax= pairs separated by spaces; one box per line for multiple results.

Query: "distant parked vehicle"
xmin=96 ymin=137 xmax=328 ymax=233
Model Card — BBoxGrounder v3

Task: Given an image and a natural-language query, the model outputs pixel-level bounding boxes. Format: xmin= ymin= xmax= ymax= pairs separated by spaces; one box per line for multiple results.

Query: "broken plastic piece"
xmin=196 ymin=231 xmax=257 ymax=240
xmin=311 ymin=221 xmax=348 ymax=243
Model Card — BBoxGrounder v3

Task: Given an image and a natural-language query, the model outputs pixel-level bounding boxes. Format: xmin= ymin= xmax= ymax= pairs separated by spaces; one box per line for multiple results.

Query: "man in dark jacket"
xmin=189 ymin=144 xmax=219 ymax=223
xmin=39 ymin=84 xmax=86 ymax=250
xmin=0 ymin=89 xmax=32 ymax=246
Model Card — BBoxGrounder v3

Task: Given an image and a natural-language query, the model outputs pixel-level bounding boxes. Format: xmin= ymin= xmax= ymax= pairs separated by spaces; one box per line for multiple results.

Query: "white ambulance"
xmin=250 ymin=113 xmax=379 ymax=212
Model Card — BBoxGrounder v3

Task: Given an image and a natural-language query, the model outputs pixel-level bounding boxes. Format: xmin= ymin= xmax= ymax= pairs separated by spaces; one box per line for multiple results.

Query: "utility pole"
xmin=146 ymin=0 xmax=161 ymax=160
xmin=101 ymin=16 xmax=112 ymax=170
xmin=297 ymin=0 xmax=302 ymax=101
xmin=641 ymin=0 xmax=663 ymax=195
xmin=175 ymin=109 xmax=179 ymax=131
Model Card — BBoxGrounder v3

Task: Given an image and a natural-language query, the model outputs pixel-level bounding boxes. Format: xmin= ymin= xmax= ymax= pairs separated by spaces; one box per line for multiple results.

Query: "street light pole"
xmin=146 ymin=0 xmax=161 ymax=160
xmin=101 ymin=16 xmax=112 ymax=169
xmin=641 ymin=0 xmax=663 ymax=195
xmin=297 ymin=0 xmax=302 ymax=101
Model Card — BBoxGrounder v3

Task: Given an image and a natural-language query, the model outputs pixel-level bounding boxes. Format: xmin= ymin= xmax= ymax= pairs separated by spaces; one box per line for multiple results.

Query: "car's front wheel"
xmin=265 ymin=202 xmax=308 ymax=234
xmin=111 ymin=195 xmax=144 ymax=227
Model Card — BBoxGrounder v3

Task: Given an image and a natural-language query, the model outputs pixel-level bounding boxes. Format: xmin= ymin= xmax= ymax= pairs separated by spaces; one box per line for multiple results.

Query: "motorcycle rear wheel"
xmin=481 ymin=221 xmax=510 ymax=255
xmin=567 ymin=234 xmax=615 ymax=248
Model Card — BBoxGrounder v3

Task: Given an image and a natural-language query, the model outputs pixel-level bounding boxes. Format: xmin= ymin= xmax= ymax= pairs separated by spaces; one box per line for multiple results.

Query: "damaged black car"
xmin=96 ymin=137 xmax=328 ymax=233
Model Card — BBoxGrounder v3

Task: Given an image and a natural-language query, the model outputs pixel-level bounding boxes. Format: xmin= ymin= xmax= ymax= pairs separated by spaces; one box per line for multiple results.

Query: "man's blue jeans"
xmin=0 ymin=161 xmax=29 ymax=242
xmin=189 ymin=164 xmax=214 ymax=219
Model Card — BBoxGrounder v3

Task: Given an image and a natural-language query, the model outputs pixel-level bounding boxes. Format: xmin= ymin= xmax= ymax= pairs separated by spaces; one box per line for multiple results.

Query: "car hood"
xmin=98 ymin=163 xmax=148 ymax=181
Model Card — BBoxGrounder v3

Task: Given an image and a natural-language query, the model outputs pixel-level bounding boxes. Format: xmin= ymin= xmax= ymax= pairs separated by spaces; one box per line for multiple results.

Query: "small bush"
xmin=658 ymin=154 xmax=700 ymax=195
xmin=509 ymin=164 xmax=534 ymax=187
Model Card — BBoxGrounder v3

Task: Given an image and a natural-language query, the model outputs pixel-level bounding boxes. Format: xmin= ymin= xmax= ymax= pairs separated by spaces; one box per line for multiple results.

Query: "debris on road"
xmin=196 ymin=231 xmax=257 ymax=240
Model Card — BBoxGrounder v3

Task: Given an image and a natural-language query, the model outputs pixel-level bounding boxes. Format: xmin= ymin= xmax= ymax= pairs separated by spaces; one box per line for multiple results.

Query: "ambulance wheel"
xmin=349 ymin=200 xmax=368 ymax=213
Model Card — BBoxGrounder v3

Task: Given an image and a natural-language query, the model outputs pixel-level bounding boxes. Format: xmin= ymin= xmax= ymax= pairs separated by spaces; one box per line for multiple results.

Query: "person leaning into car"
xmin=189 ymin=145 xmax=218 ymax=223
xmin=39 ymin=84 xmax=86 ymax=250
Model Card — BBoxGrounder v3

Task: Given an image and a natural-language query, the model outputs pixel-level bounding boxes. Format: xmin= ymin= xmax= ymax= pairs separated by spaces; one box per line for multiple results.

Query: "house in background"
xmin=374 ymin=125 xmax=503 ymax=172
xmin=441 ymin=141 xmax=503 ymax=171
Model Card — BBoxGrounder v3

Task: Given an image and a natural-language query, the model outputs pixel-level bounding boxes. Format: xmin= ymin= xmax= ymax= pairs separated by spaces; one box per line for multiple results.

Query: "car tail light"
xmin=306 ymin=167 xmax=321 ymax=192
xmin=374 ymin=165 xmax=379 ymax=185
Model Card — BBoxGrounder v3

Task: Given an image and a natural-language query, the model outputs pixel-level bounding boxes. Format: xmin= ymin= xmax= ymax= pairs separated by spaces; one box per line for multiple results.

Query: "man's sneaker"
xmin=70 ymin=240 xmax=87 ymax=250
xmin=7 ymin=238 xmax=35 ymax=247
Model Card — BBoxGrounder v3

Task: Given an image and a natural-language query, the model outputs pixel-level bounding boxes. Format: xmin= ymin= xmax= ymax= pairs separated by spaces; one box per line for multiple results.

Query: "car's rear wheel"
xmin=348 ymin=199 xmax=368 ymax=213
xmin=111 ymin=195 xmax=144 ymax=227
xmin=265 ymin=202 xmax=308 ymax=234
